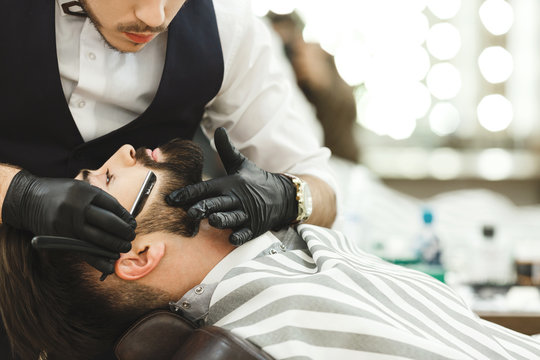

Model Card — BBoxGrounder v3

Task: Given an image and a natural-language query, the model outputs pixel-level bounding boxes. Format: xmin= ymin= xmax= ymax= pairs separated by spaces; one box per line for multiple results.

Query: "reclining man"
xmin=0 ymin=136 xmax=539 ymax=360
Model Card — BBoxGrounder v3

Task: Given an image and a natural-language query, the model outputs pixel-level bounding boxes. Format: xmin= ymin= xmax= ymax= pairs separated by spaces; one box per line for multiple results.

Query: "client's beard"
xmin=133 ymin=139 xmax=204 ymax=237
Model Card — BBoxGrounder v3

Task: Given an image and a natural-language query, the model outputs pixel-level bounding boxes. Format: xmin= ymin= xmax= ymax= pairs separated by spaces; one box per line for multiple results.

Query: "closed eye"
xmin=106 ymin=169 xmax=114 ymax=185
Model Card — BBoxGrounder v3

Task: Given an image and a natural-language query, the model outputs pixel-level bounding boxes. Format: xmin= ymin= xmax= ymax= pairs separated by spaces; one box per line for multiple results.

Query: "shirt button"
xmin=194 ymin=286 xmax=204 ymax=295
xmin=88 ymin=52 xmax=96 ymax=60
xmin=280 ymin=244 xmax=286 ymax=251
xmin=78 ymin=100 xmax=86 ymax=108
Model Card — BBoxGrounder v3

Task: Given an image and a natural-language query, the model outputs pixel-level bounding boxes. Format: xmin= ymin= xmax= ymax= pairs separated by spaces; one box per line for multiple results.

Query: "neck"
xmin=164 ymin=222 xmax=234 ymax=298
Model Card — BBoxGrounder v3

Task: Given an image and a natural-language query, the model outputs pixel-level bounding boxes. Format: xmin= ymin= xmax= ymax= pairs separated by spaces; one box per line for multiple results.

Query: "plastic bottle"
xmin=477 ymin=225 xmax=514 ymax=285
xmin=410 ymin=207 xmax=445 ymax=282
xmin=417 ymin=208 xmax=442 ymax=265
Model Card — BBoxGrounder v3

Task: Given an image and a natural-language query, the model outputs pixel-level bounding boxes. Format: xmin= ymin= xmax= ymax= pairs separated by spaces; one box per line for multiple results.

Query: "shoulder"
xmin=212 ymin=0 xmax=252 ymax=42
xmin=211 ymin=0 xmax=272 ymax=65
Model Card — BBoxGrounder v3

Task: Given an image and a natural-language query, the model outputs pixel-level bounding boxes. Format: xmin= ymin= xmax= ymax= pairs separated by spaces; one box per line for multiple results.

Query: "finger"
xmin=214 ymin=127 xmax=246 ymax=175
xmin=229 ymin=228 xmax=253 ymax=246
xmin=91 ymin=189 xmax=136 ymax=229
xmin=81 ymin=254 xmax=115 ymax=277
xmin=85 ymin=206 xmax=136 ymax=242
xmin=187 ymin=195 xmax=241 ymax=220
xmin=166 ymin=179 xmax=220 ymax=206
xmin=79 ymin=224 xmax=132 ymax=253
xmin=209 ymin=211 xmax=248 ymax=229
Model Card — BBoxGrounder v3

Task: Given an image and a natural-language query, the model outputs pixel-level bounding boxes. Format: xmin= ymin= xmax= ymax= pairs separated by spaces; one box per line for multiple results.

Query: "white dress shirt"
xmin=54 ymin=0 xmax=335 ymax=190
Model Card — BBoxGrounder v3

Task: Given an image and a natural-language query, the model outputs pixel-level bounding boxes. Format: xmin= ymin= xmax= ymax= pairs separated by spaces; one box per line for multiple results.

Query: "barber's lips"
xmin=124 ymin=32 xmax=156 ymax=44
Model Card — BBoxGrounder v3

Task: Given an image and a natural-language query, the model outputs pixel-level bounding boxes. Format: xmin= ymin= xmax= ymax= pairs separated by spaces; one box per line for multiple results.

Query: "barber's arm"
xmin=0 ymin=163 xmax=136 ymax=273
xmin=300 ymin=174 xmax=336 ymax=228
xmin=185 ymin=1 xmax=337 ymax=243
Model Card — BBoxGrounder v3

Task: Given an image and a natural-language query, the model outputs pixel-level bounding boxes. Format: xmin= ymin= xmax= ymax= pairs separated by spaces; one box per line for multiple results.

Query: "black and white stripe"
xmin=207 ymin=225 xmax=540 ymax=359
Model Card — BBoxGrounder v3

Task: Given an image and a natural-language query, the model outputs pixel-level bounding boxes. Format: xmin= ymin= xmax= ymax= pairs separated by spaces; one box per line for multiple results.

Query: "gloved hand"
xmin=167 ymin=127 xmax=298 ymax=245
xmin=2 ymin=170 xmax=136 ymax=273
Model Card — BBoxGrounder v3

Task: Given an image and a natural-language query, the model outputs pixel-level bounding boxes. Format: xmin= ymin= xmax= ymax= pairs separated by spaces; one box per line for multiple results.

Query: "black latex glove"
xmin=2 ymin=170 xmax=136 ymax=273
xmin=167 ymin=127 xmax=297 ymax=245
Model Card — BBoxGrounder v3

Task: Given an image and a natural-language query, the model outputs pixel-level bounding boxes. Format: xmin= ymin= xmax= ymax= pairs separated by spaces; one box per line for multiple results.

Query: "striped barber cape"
xmin=207 ymin=225 xmax=540 ymax=359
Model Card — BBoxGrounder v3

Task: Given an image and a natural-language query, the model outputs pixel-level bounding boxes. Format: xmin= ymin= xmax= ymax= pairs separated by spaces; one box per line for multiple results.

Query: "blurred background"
xmin=251 ymin=0 xmax=540 ymax=203
xmin=247 ymin=0 xmax=540 ymax=334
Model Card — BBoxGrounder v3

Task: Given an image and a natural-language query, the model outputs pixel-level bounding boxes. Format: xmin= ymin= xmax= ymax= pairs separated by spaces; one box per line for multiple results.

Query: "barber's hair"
xmin=0 ymin=139 xmax=204 ymax=359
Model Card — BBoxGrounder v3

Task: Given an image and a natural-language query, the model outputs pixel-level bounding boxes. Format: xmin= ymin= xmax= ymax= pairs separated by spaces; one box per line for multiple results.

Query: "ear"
xmin=115 ymin=242 xmax=166 ymax=281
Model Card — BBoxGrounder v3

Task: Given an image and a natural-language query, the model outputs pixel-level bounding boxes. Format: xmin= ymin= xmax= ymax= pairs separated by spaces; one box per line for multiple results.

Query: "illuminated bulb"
xmin=426 ymin=23 xmax=461 ymax=60
xmin=250 ymin=0 xmax=270 ymax=17
xmin=388 ymin=117 xmax=417 ymax=141
xmin=477 ymin=94 xmax=513 ymax=132
xmin=396 ymin=148 xmax=430 ymax=179
xmin=366 ymin=46 xmax=430 ymax=91
xmin=410 ymin=0 xmax=429 ymax=13
xmin=358 ymin=92 xmax=418 ymax=140
xmin=268 ymin=0 xmax=296 ymax=15
xmin=426 ymin=63 xmax=462 ymax=100
xmin=427 ymin=0 xmax=462 ymax=19
xmin=335 ymin=44 xmax=371 ymax=86
xmin=478 ymin=46 xmax=513 ymax=84
xmin=478 ymin=148 xmax=513 ymax=180
xmin=410 ymin=82 xmax=432 ymax=119
xmin=429 ymin=148 xmax=462 ymax=180
xmin=479 ymin=0 xmax=513 ymax=36
xmin=429 ymin=102 xmax=461 ymax=136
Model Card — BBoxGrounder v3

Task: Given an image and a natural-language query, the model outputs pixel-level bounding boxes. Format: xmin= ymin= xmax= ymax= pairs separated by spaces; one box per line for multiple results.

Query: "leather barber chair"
xmin=115 ymin=310 xmax=274 ymax=360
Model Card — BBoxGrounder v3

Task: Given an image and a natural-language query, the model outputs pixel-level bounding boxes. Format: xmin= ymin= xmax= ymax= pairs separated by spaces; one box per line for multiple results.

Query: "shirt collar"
xmin=56 ymin=0 xmax=86 ymax=17
xmin=169 ymin=232 xmax=283 ymax=324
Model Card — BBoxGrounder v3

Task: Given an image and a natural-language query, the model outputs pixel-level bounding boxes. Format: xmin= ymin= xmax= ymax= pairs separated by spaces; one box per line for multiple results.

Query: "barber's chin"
xmin=103 ymin=33 xmax=147 ymax=53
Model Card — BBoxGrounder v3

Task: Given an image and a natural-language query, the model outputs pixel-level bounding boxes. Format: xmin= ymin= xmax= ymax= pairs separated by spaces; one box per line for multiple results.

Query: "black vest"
xmin=0 ymin=0 xmax=224 ymax=178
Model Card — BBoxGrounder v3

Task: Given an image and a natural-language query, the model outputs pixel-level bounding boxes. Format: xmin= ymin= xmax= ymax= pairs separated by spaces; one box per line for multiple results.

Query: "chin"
xmin=102 ymin=33 xmax=147 ymax=53
xmin=114 ymin=42 xmax=146 ymax=53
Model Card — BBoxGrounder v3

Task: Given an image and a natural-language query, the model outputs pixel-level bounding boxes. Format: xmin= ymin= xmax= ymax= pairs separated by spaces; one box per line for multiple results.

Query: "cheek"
xmin=165 ymin=0 xmax=187 ymax=21
xmin=112 ymin=181 xmax=139 ymax=211
xmin=89 ymin=1 xmax=127 ymax=28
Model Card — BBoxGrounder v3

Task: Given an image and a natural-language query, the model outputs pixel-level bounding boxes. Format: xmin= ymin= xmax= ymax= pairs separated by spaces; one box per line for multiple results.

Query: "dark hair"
xmin=0 ymin=138 xmax=204 ymax=359
xmin=134 ymin=138 xmax=204 ymax=237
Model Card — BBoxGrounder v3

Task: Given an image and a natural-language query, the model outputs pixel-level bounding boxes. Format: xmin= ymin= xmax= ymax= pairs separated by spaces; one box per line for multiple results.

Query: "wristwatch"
xmin=283 ymin=173 xmax=313 ymax=224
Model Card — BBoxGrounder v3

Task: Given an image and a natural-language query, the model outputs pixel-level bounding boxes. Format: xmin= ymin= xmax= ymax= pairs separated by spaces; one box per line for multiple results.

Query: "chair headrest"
xmin=115 ymin=310 xmax=196 ymax=360
xmin=115 ymin=310 xmax=274 ymax=360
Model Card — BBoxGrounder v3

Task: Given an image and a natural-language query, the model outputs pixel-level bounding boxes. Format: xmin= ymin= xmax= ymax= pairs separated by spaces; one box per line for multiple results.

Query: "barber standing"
xmin=0 ymin=1 xmax=336 ymax=272
xmin=0 ymin=0 xmax=336 ymax=358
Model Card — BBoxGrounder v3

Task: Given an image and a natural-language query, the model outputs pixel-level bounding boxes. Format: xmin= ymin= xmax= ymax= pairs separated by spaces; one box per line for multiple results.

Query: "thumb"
xmin=214 ymin=127 xmax=246 ymax=175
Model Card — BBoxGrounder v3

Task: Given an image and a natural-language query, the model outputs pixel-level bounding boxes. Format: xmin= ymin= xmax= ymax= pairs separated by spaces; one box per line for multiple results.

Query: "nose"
xmin=134 ymin=0 xmax=166 ymax=28
xmin=116 ymin=144 xmax=137 ymax=166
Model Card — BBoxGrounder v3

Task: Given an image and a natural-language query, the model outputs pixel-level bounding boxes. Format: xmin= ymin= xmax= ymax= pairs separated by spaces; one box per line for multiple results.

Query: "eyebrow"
xmin=80 ymin=169 xmax=91 ymax=184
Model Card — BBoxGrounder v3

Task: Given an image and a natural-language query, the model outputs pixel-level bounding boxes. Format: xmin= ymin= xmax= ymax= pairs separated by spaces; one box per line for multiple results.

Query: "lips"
xmin=124 ymin=32 xmax=155 ymax=44
xmin=146 ymin=148 xmax=161 ymax=162
xmin=151 ymin=148 xmax=161 ymax=162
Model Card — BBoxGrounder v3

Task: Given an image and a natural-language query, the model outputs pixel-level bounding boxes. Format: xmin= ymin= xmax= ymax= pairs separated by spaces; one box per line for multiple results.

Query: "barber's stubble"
xmin=78 ymin=0 xmax=167 ymax=53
